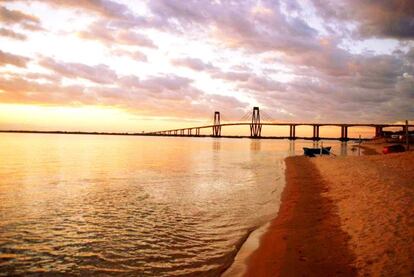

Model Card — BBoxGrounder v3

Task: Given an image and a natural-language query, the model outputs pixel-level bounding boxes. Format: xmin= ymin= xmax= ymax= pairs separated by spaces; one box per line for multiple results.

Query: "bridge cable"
xmin=238 ymin=110 xmax=252 ymax=122
xmin=261 ymin=110 xmax=277 ymax=122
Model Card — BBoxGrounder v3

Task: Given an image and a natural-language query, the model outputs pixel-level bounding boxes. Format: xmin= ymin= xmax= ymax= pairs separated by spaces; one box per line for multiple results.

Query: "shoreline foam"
xmin=222 ymin=222 xmax=271 ymax=277
xmin=222 ymin=158 xmax=287 ymax=277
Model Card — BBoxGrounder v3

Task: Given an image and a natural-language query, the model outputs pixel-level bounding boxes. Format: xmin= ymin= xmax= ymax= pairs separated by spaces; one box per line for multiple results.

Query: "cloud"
xmin=240 ymin=75 xmax=287 ymax=92
xmin=171 ymin=57 xmax=216 ymax=71
xmin=147 ymin=0 xmax=320 ymax=54
xmin=138 ymin=75 xmax=194 ymax=93
xmin=210 ymin=70 xmax=251 ymax=82
xmin=0 ymin=50 xmax=29 ymax=67
xmin=0 ymin=27 xmax=26 ymax=40
xmin=170 ymin=57 xmax=252 ymax=82
xmin=39 ymin=57 xmax=118 ymax=84
xmin=111 ymin=49 xmax=147 ymax=62
xmin=0 ymin=70 xmax=248 ymax=120
xmin=31 ymin=0 xmax=133 ymax=20
xmin=311 ymin=0 xmax=414 ymax=39
xmin=0 ymin=75 xmax=92 ymax=105
xmin=0 ymin=0 xmax=412 ymax=124
xmin=78 ymin=21 xmax=156 ymax=48
xmin=0 ymin=6 xmax=42 ymax=31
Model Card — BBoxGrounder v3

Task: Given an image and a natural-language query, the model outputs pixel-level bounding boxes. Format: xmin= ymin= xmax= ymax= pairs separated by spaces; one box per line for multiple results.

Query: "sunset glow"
xmin=0 ymin=0 xmax=413 ymax=132
xmin=1 ymin=2 xmax=414 ymax=275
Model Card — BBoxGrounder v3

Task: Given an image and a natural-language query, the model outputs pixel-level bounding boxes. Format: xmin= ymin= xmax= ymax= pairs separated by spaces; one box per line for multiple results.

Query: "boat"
xmin=382 ymin=144 xmax=405 ymax=154
xmin=303 ymin=146 xmax=331 ymax=157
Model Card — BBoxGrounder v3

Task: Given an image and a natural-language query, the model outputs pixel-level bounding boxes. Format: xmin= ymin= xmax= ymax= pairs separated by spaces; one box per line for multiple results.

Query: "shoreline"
xmin=243 ymin=156 xmax=357 ymax=276
xmin=0 ymin=130 xmax=372 ymax=141
xmin=236 ymin=145 xmax=413 ymax=276
xmin=222 ymin=222 xmax=271 ymax=277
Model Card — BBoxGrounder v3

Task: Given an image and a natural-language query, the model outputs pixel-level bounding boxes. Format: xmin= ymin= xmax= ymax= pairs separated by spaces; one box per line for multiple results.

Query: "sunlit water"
xmin=0 ymin=134 xmax=359 ymax=276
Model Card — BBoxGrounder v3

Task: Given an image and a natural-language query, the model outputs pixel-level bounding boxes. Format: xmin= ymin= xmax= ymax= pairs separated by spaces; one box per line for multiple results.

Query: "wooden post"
xmin=406 ymin=120 xmax=409 ymax=151
xmin=344 ymin=126 xmax=348 ymax=141
xmin=320 ymin=141 xmax=323 ymax=155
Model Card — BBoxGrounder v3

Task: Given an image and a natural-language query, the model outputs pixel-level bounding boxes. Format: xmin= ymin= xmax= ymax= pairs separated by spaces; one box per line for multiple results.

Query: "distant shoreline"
xmin=0 ymin=130 xmax=370 ymax=141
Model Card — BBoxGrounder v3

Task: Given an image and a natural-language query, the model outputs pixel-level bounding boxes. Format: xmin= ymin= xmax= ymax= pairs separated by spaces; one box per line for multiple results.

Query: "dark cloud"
xmin=311 ymin=0 xmax=414 ymax=39
xmin=147 ymin=0 xmax=320 ymax=54
xmin=354 ymin=0 xmax=414 ymax=39
xmin=236 ymin=51 xmax=414 ymax=123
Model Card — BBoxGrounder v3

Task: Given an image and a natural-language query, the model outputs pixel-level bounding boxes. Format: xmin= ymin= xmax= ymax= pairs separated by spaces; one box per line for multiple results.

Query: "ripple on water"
xmin=0 ymin=135 xmax=290 ymax=276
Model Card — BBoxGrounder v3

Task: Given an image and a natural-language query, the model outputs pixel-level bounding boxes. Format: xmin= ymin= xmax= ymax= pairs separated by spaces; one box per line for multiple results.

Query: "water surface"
xmin=0 ymin=134 xmax=356 ymax=276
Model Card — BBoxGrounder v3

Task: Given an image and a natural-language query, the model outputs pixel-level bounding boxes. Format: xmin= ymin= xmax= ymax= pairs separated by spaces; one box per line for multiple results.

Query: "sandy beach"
xmin=244 ymin=146 xmax=414 ymax=276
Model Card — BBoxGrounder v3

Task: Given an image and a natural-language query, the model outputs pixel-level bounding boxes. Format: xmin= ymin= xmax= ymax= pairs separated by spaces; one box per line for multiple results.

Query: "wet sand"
xmin=244 ymin=156 xmax=357 ymax=276
xmin=244 ymin=150 xmax=414 ymax=276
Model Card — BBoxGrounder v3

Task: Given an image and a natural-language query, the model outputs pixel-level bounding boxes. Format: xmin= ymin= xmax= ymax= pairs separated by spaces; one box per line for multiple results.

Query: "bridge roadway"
xmin=148 ymin=122 xmax=414 ymax=141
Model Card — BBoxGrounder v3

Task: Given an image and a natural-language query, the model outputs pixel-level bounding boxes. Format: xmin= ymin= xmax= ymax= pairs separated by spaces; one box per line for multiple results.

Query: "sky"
xmin=0 ymin=0 xmax=413 ymax=133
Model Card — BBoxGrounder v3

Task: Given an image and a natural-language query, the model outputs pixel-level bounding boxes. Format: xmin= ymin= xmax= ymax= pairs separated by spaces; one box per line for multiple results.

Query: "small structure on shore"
xmin=303 ymin=146 xmax=331 ymax=157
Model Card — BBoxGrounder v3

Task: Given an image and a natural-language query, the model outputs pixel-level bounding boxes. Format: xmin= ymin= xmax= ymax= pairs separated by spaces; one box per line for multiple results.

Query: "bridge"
xmin=147 ymin=107 xmax=413 ymax=141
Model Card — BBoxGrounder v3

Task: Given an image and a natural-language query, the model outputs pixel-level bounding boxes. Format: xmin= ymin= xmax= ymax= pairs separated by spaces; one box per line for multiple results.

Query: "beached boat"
xmin=303 ymin=147 xmax=331 ymax=157
xmin=382 ymin=144 xmax=405 ymax=154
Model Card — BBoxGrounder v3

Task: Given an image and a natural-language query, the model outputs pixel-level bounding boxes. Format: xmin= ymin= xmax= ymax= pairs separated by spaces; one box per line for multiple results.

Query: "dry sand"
xmin=243 ymin=150 xmax=414 ymax=277
xmin=312 ymin=152 xmax=414 ymax=276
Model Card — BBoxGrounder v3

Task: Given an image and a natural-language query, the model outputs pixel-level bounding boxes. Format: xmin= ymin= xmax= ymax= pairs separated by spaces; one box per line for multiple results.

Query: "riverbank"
xmin=242 ymin=151 xmax=414 ymax=276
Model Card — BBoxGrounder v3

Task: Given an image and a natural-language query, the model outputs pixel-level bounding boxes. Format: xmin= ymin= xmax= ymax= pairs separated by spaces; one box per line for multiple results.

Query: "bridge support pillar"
xmin=174 ymin=130 xmax=177 ymax=135
xmin=375 ymin=126 xmax=384 ymax=138
xmin=250 ymin=107 xmax=262 ymax=138
xmin=340 ymin=126 xmax=349 ymax=141
xmin=312 ymin=125 xmax=320 ymax=141
xmin=195 ymin=128 xmax=200 ymax=136
xmin=289 ymin=125 xmax=296 ymax=140
xmin=212 ymin=111 xmax=221 ymax=137
xmin=180 ymin=129 xmax=184 ymax=135
xmin=187 ymin=129 xmax=192 ymax=136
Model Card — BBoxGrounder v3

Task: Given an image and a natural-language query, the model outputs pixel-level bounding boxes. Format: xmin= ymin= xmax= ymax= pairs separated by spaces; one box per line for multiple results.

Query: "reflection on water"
xmin=289 ymin=141 xmax=296 ymax=155
xmin=0 ymin=134 xmax=357 ymax=276
xmin=250 ymin=140 xmax=261 ymax=152
xmin=341 ymin=142 xmax=348 ymax=156
xmin=212 ymin=140 xmax=221 ymax=152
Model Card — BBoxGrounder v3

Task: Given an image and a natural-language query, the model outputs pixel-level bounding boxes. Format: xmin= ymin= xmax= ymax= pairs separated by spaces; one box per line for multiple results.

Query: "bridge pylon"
xmin=213 ymin=111 xmax=221 ymax=137
xmin=250 ymin=107 xmax=262 ymax=137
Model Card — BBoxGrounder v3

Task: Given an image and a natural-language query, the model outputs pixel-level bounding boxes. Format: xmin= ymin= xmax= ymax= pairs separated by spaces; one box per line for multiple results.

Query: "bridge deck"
xmin=149 ymin=122 xmax=414 ymax=134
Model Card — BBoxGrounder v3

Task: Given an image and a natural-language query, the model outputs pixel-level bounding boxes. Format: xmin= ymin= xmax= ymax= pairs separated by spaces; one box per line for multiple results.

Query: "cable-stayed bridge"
xmin=147 ymin=107 xmax=413 ymax=141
